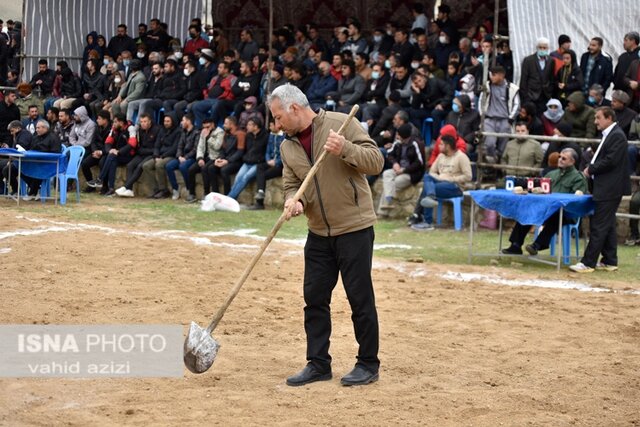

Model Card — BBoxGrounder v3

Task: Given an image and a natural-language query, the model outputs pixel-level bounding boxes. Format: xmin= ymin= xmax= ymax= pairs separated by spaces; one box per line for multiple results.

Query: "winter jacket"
xmin=387 ymin=138 xmax=425 ymax=184
xmin=579 ymin=52 xmax=613 ymax=94
xmin=107 ymin=34 xmax=137 ymax=59
xmin=334 ymin=75 xmax=366 ymax=106
xmin=136 ymin=123 xmax=160 ymax=157
xmin=561 ymin=92 xmax=596 ymax=138
xmin=69 ymin=106 xmax=97 ymax=148
xmin=231 ymin=73 xmax=261 ymax=102
xmin=29 ymin=69 xmax=56 ymax=96
xmin=478 ymin=80 xmax=521 ymax=121
xmin=196 ymin=127 xmax=225 ymax=161
xmin=501 ymin=138 xmax=544 ymax=176
xmin=306 ymin=74 xmax=338 ymax=104
xmin=141 ymin=75 xmax=164 ymax=99
xmin=59 ymin=69 xmax=83 ymax=98
xmin=154 ymin=120 xmax=182 ymax=158
xmin=265 ymin=132 xmax=284 ymax=167
xmin=220 ymin=130 xmax=247 ymax=163
xmin=54 ymin=122 xmax=74 ymax=146
xmin=183 ymin=70 xmax=206 ymax=103
xmin=206 ymin=74 xmax=237 ymax=100
xmin=0 ymin=100 xmax=20 ymax=144
xmin=177 ymin=127 xmax=200 ymax=159
xmin=385 ymin=74 xmax=412 ymax=107
xmin=519 ymin=54 xmax=555 ymax=105
xmin=362 ymin=72 xmax=391 ymax=106
xmin=444 ymin=95 xmax=480 ymax=145
xmin=82 ymin=70 xmax=108 ymax=102
xmin=118 ymin=70 xmax=147 ymax=101
xmin=30 ymin=131 xmax=61 ymax=153
xmin=545 ymin=166 xmax=588 ymax=194
xmin=242 ymin=128 xmax=269 ymax=165
xmin=280 ymin=109 xmax=384 ymax=237
xmin=411 ymin=77 xmax=453 ymax=110
xmin=10 ymin=129 xmax=32 ymax=149
xmin=90 ymin=123 xmax=110 ymax=154
xmin=105 ymin=127 xmax=137 ymax=157
xmin=554 ymin=64 xmax=584 ymax=104
xmin=158 ymin=71 xmax=186 ymax=100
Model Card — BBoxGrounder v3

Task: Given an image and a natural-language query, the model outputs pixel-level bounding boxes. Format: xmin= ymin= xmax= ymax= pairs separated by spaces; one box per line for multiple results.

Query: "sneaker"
xmin=120 ymin=189 xmax=134 ymax=198
xmin=103 ymin=188 xmax=116 ymax=197
xmin=525 ymin=244 xmax=538 ymax=256
xmin=185 ymin=194 xmax=197 ymax=203
xmin=153 ymin=189 xmax=171 ymax=199
xmin=255 ymin=189 xmax=265 ymax=200
xmin=115 ymin=186 xmax=127 ymax=196
xmin=411 ymin=222 xmax=434 ymax=231
xmin=172 ymin=189 xmax=180 ymax=200
xmin=87 ymin=179 xmax=102 ymax=188
xmin=21 ymin=195 xmax=34 ymax=201
xmin=246 ymin=203 xmax=265 ymax=210
xmin=569 ymin=262 xmax=594 ymax=273
xmin=406 ymin=213 xmax=422 ymax=226
xmin=420 ymin=196 xmax=438 ymax=208
xmin=502 ymin=245 xmax=523 ymax=255
xmin=595 ymin=262 xmax=618 ymax=272
xmin=83 ymin=186 xmax=95 ymax=193
xmin=624 ymin=238 xmax=640 ymax=246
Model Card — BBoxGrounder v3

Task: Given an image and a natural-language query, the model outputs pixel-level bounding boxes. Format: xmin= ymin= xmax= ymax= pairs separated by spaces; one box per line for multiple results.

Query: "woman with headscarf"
xmin=554 ymin=51 xmax=583 ymax=106
xmin=541 ymin=98 xmax=564 ymax=136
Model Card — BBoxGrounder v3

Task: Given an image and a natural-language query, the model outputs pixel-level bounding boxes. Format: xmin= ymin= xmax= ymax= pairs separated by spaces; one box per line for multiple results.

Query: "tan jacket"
xmin=429 ymin=150 xmax=472 ymax=190
xmin=281 ymin=109 xmax=384 ymax=237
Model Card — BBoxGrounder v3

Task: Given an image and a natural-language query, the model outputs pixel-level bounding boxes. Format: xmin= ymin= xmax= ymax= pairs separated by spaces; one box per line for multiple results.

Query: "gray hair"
xmin=267 ymin=83 xmax=309 ymax=111
xmin=589 ymin=83 xmax=604 ymax=97
xmin=561 ymin=147 xmax=578 ymax=164
xmin=395 ymin=110 xmax=410 ymax=123
xmin=36 ymin=119 xmax=50 ymax=130
xmin=536 ymin=37 xmax=550 ymax=47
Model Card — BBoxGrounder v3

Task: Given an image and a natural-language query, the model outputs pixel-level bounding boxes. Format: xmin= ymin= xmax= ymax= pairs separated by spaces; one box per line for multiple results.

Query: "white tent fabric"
xmin=22 ymin=0 xmax=201 ymax=77
xmin=507 ymin=0 xmax=640 ymax=93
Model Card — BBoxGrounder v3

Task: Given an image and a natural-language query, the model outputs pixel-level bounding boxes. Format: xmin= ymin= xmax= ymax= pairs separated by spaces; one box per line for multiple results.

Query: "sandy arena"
xmin=0 ymin=213 xmax=639 ymax=426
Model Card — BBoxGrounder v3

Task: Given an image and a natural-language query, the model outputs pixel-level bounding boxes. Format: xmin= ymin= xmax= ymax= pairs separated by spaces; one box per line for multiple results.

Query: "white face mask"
xmin=411 ymin=62 xmax=419 ymax=69
xmin=137 ymin=52 xmax=145 ymax=59
xmin=174 ymin=52 xmax=183 ymax=59
xmin=199 ymin=57 xmax=206 ymax=66
xmin=114 ymin=76 xmax=122 ymax=84
xmin=439 ymin=36 xmax=448 ymax=44
xmin=472 ymin=40 xmax=479 ymax=49
xmin=183 ymin=69 xmax=191 ymax=77
xmin=373 ymin=35 xmax=382 ymax=43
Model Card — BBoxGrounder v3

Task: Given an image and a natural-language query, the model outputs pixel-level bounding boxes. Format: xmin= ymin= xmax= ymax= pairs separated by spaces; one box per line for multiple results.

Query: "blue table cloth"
xmin=469 ymin=189 xmax=595 ymax=225
xmin=0 ymin=148 xmax=68 ymax=179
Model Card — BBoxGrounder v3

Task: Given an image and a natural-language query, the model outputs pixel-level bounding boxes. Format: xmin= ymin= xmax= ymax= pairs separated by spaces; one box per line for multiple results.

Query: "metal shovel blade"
xmin=184 ymin=321 xmax=220 ymax=374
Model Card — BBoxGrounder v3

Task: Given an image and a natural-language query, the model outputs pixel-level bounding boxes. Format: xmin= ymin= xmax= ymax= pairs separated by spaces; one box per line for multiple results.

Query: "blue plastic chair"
xmin=421 ymin=117 xmax=434 ymax=146
xmin=534 ymin=218 xmax=581 ymax=265
xmin=436 ymin=196 xmax=464 ymax=231
xmin=59 ymin=145 xmax=85 ymax=204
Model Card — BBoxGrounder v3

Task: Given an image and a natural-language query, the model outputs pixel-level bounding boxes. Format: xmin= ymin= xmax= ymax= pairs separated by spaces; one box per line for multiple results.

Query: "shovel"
xmin=184 ymin=105 xmax=360 ymax=374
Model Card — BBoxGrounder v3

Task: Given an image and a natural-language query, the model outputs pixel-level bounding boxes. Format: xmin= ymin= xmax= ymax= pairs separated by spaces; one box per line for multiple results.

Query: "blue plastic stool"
xmin=534 ymin=218 xmax=581 ymax=265
xmin=436 ymin=196 xmax=463 ymax=231
xmin=422 ymin=117 xmax=434 ymax=146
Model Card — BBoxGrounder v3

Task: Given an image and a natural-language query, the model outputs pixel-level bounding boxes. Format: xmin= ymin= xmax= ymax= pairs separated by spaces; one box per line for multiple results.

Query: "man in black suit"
xmin=570 ymin=107 xmax=631 ymax=273
xmin=519 ymin=37 xmax=555 ymax=116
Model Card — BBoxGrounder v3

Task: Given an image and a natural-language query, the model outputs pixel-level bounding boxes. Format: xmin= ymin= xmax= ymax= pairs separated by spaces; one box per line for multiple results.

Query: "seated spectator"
xmin=306 ymin=60 xmax=338 ymax=110
xmin=142 ymin=59 xmax=186 ymax=119
xmin=377 ymin=123 xmax=424 ymax=215
xmin=561 ymin=91 xmax=596 ymax=138
xmin=408 ymin=71 xmax=452 ymax=135
xmin=227 ymin=117 xmax=268 ymax=200
xmin=354 ymin=52 xmax=372 ymax=82
xmin=624 ymin=189 xmax=640 ymax=246
xmin=143 ymin=113 xmax=183 ymax=199
xmin=185 ymin=118 xmax=224 ymax=202
xmin=410 ymin=134 xmax=471 ymax=230
xmin=427 ymin=124 xmax=467 ymax=166
xmin=247 ymin=120 xmax=284 ymax=209
xmin=29 ymin=59 xmax=56 ymax=97
xmin=325 ymin=59 xmax=366 ymax=113
xmin=22 ymin=105 xmax=42 ymax=134
xmin=82 ymin=58 xmax=108 ymax=117
xmin=288 ymin=62 xmax=311 ymax=93
xmin=205 ymin=116 xmax=246 ymax=195
xmin=502 ymin=148 xmax=587 ymax=255
xmin=230 ymin=59 xmax=262 ymax=117
xmin=81 ymin=110 xmax=111 ymax=192
xmin=421 ymin=50 xmax=445 ymax=80
xmin=445 ymin=94 xmax=480 ymax=153
xmin=361 ymin=62 xmax=391 ymax=127
xmin=53 ymin=67 xmax=82 ymax=110
xmin=446 ymin=61 xmax=462 ymax=92
xmin=191 ymin=61 xmax=237 ymax=128
xmin=610 ymin=90 xmax=636 ymax=136
xmin=114 ymin=113 xmax=159 ymax=197
xmin=110 ymin=58 xmax=146 ymax=119
xmin=101 ymin=61 xmax=126 ymax=112
xmin=554 ymin=51 xmax=583 ymax=106
xmin=434 ymin=28 xmax=458 ymax=70
xmin=15 ymin=83 xmax=44 ymax=119
xmin=541 ymin=98 xmax=564 ymax=136
xmin=68 ymin=106 xmax=97 ymax=148
xmin=517 ymin=102 xmax=544 ymax=136
xmin=586 ymin=83 xmax=610 ymax=108
xmin=541 ymin=122 xmax=582 ymax=173
xmin=46 ymin=107 xmax=59 ymax=128
xmin=171 ymin=60 xmax=205 ymax=122
xmin=391 ymin=28 xmax=415 ymax=67
xmin=370 ymin=90 xmax=404 ymax=144
xmin=237 ymin=96 xmax=264 ymax=131
xmin=1 ymin=121 xmax=32 ymax=195
xmin=89 ymin=114 xmax=137 ymax=196
xmin=54 ymin=109 xmax=74 ymax=145
xmin=500 ymin=122 xmax=543 ymax=176
xmin=22 ymin=120 xmax=62 ymax=199
xmin=164 ymin=113 xmax=199 ymax=200
xmin=386 ymin=63 xmax=413 ymax=108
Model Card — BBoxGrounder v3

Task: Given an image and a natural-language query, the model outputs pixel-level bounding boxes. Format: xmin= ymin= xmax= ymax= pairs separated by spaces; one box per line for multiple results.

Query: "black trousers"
xmin=509 ymin=212 xmax=574 ymax=250
xmin=303 ymin=226 xmax=379 ymax=373
xmin=255 ymin=162 xmax=283 ymax=192
xmin=206 ymin=160 xmax=241 ymax=195
xmin=81 ymin=154 xmax=105 ymax=182
xmin=124 ymin=155 xmax=153 ymax=190
xmin=581 ymin=197 xmax=622 ymax=267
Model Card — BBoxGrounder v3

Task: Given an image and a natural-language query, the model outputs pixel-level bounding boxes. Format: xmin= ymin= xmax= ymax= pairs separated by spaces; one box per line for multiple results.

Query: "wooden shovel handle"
xmin=205 ymin=105 xmax=360 ymax=334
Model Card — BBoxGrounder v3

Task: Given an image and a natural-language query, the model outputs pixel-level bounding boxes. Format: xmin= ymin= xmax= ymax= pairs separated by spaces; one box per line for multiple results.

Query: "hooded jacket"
xmin=69 ymin=106 xmax=97 ymax=148
xmin=242 ymin=127 xmax=268 ymax=165
xmin=444 ymin=94 xmax=480 ymax=145
xmin=60 ymin=68 xmax=83 ymax=98
xmin=561 ymin=92 xmax=596 ymax=138
xmin=136 ymin=123 xmax=160 ymax=157
xmin=154 ymin=114 xmax=183 ymax=158
xmin=428 ymin=124 xmax=468 ymax=166
xmin=82 ymin=31 xmax=102 ymax=64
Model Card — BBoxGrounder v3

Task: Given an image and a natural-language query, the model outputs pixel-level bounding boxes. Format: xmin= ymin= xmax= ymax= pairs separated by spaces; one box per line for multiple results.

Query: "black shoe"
xmin=286 ymin=364 xmax=332 ymax=387
xmin=246 ymin=203 xmax=265 ymax=210
xmin=87 ymin=179 xmax=102 ymax=188
xmin=83 ymin=186 xmax=96 ymax=193
xmin=525 ymin=244 xmax=538 ymax=256
xmin=406 ymin=213 xmax=422 ymax=226
xmin=153 ymin=189 xmax=171 ymax=199
xmin=102 ymin=188 xmax=116 ymax=197
xmin=340 ymin=365 xmax=379 ymax=386
xmin=501 ymin=245 xmax=522 ymax=255
xmin=185 ymin=194 xmax=198 ymax=203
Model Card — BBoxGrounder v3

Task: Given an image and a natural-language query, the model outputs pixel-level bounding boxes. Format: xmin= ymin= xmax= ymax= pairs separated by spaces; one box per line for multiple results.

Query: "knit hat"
xmin=397 ymin=123 xmax=412 ymax=139
xmin=200 ymin=48 xmax=215 ymax=62
xmin=555 ymin=121 xmax=572 ymax=137
xmin=558 ymin=34 xmax=571 ymax=46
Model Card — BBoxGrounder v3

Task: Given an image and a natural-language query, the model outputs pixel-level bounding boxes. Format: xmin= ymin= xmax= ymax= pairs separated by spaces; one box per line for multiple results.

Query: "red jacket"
xmin=204 ymin=74 xmax=237 ymax=100
xmin=183 ymin=37 xmax=209 ymax=56
xmin=428 ymin=124 xmax=467 ymax=166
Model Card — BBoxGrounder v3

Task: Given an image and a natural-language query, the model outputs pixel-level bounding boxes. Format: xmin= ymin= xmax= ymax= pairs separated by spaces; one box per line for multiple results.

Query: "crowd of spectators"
xmin=0 ymin=5 xmax=639 ymax=241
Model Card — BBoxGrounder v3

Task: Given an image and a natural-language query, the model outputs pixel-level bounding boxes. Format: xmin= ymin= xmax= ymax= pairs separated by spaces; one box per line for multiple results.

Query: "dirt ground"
xmin=0 ymin=213 xmax=638 ymax=426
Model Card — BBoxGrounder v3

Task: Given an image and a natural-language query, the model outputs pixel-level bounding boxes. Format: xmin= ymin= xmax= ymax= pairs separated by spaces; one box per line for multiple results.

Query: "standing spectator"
xmin=81 ymin=110 xmax=110 ymax=192
xmin=191 ymin=61 xmax=237 ymax=127
xmin=185 ymin=118 xmax=224 ymax=202
xmin=227 ymin=117 xmax=268 ymax=200
xmin=68 ymin=106 xmax=96 ymax=148
xmin=135 ymin=23 xmax=148 ymax=46
xmin=613 ymin=31 xmax=640 ymax=91
xmin=144 ymin=19 xmax=170 ymax=54
xmin=500 ymin=122 xmax=543 ymax=176
xmin=410 ymin=3 xmax=428 ymax=31
xmin=165 ymin=113 xmax=199 ymax=200
xmin=411 ymin=134 xmax=471 ymax=231
xmin=435 ymin=4 xmax=458 ymax=45
xmin=230 ymin=59 xmax=261 ymax=117
xmin=369 ymin=28 xmax=393 ymax=64
xmin=434 ymin=29 xmax=458 ymax=70
xmin=623 ymin=56 xmax=640 ymax=112
xmin=579 ymin=37 xmax=613 ymax=96
xmin=82 ymin=32 xmax=102 ymax=66
xmin=29 ymin=59 xmax=56 ymax=97
xmin=478 ymin=65 xmax=520 ymax=162
xmin=236 ymin=28 xmax=259 ymax=62
xmin=610 ymin=90 xmax=636 ymax=136
xmin=550 ymin=34 xmax=577 ymax=74
xmin=554 ymin=51 xmax=583 ymax=106
xmin=345 ymin=21 xmax=368 ymax=56
xmin=142 ymin=59 xmax=186 ymax=118
xmin=624 ymin=189 xmax=640 ymax=246
xmin=248 ymin=121 xmax=284 ymax=210
xmin=570 ymin=107 xmax=631 ymax=273
xmin=114 ymin=113 xmax=159 ymax=198
xmin=391 ymin=29 xmax=415 ymax=67
xmin=519 ymin=37 xmax=555 ymax=114
xmin=183 ymin=25 xmax=209 ymax=57
xmin=143 ymin=113 xmax=183 ymax=199
xmin=108 ymin=24 xmax=137 ymax=60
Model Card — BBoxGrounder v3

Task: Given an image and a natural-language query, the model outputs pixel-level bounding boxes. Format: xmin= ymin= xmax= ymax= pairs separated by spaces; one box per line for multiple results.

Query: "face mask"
xmin=373 ymin=35 xmax=382 ymax=43
xmin=190 ymin=33 xmax=197 ymax=39
xmin=587 ymin=96 xmax=596 ymax=105
xmin=371 ymin=71 xmax=380 ymax=80
xmin=472 ymin=40 xmax=479 ymax=49
xmin=199 ymin=57 xmax=206 ymax=66
xmin=183 ymin=69 xmax=191 ymax=77
xmin=174 ymin=52 xmax=183 ymax=59
xmin=114 ymin=76 xmax=122 ymax=84
xmin=439 ymin=36 xmax=447 ymax=44
xmin=208 ymin=35 xmax=214 ymax=42
xmin=452 ymin=103 xmax=460 ymax=113
xmin=384 ymin=59 xmax=391 ymax=69
xmin=386 ymin=30 xmax=393 ymax=36
xmin=123 ymin=59 xmax=131 ymax=67
xmin=411 ymin=62 xmax=419 ymax=69
xmin=103 ymin=59 xmax=109 ymax=66
xmin=537 ymin=49 xmax=549 ymax=58
xmin=137 ymin=52 xmax=145 ymax=59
